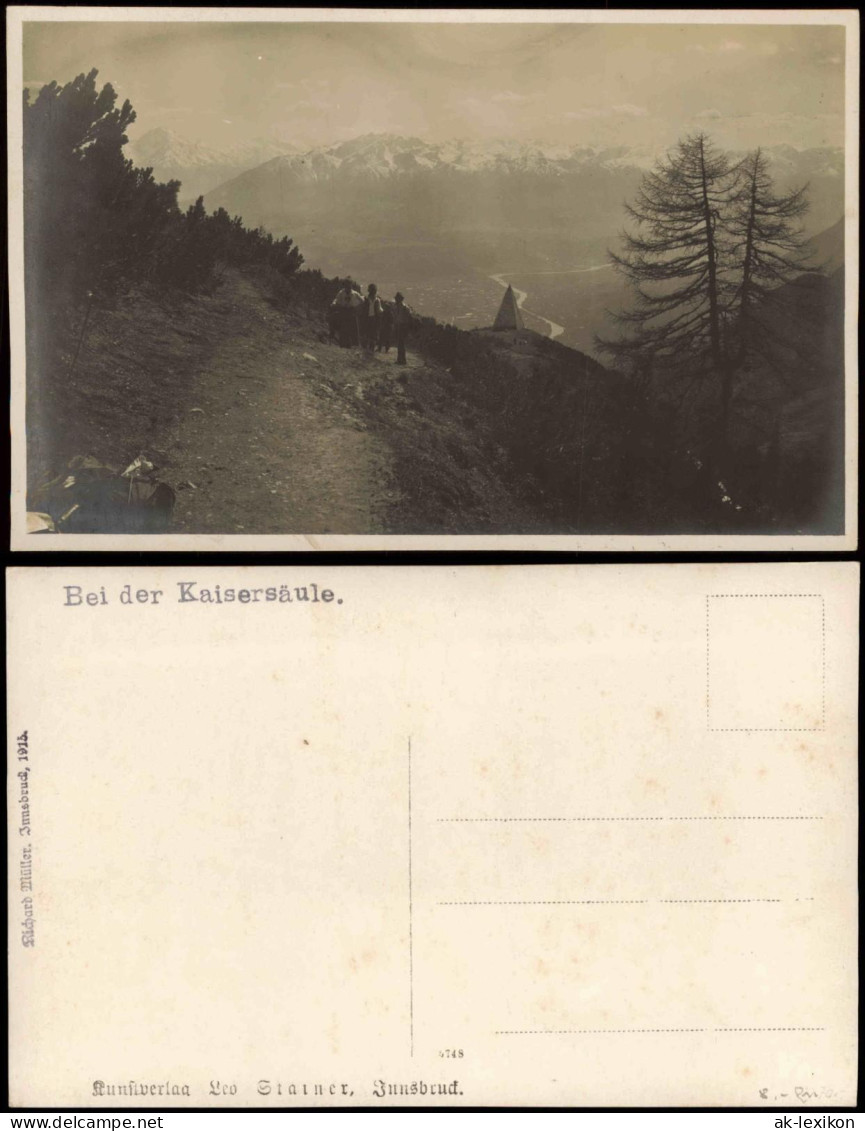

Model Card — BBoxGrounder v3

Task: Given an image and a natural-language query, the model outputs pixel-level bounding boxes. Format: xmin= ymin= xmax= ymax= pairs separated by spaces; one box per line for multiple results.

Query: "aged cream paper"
xmin=7 ymin=563 xmax=858 ymax=1107
xmin=7 ymin=7 xmax=859 ymax=552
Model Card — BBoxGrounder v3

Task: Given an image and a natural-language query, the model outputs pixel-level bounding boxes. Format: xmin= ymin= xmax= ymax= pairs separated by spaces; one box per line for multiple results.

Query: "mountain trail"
xmin=45 ymin=268 xmax=557 ymax=534
xmin=162 ymin=275 xmax=399 ymax=534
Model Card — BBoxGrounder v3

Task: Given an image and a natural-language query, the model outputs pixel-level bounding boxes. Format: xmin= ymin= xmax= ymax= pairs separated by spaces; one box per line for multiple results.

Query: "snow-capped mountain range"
xmin=202 ymin=131 xmax=843 ymax=183
xmin=123 ymin=129 xmax=843 ymax=276
xmin=229 ymin=133 xmax=664 ymax=180
xmin=129 ymin=127 xmax=843 ymax=201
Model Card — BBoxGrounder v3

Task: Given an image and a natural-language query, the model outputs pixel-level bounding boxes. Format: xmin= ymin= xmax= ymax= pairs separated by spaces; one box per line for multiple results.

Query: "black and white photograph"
xmin=7 ymin=9 xmax=858 ymax=548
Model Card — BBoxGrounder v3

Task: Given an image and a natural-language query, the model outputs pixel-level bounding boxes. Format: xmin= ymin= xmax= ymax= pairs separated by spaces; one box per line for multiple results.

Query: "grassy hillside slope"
xmin=27 ymin=269 xmax=546 ymax=533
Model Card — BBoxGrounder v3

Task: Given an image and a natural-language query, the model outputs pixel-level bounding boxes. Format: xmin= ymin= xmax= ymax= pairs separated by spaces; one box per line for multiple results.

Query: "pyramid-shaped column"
xmin=493 ymin=284 xmax=524 ymax=331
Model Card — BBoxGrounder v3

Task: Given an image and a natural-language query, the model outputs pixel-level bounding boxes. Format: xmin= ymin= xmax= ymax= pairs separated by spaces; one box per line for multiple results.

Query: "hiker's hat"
xmin=395 ymin=291 xmax=404 ymax=301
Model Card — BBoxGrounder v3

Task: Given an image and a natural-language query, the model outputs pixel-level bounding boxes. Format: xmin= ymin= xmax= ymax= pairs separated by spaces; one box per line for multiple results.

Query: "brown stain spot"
xmin=303 ymin=738 xmax=309 ymax=745
xmin=535 ymin=957 xmax=550 ymax=977
xmin=479 ymin=763 xmax=489 ymax=776
xmin=742 ymin=1066 xmax=752 ymax=1077
xmin=708 ymin=793 xmax=721 ymax=810
xmin=757 ymin=766 xmax=767 ymax=778
xmin=796 ymin=740 xmax=835 ymax=771
xmin=536 ymin=993 xmax=557 ymax=1014
xmin=643 ymin=778 xmax=664 ymax=794
xmin=654 ymin=708 xmax=665 ymax=721
xmin=723 ymin=836 xmax=732 ymax=845
xmin=573 ymin=921 xmax=600 ymax=943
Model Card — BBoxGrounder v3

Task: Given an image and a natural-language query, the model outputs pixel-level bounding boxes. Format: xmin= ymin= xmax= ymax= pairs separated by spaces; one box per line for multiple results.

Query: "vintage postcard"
xmin=7 ymin=8 xmax=859 ymax=550
xmin=7 ymin=563 xmax=858 ymax=1107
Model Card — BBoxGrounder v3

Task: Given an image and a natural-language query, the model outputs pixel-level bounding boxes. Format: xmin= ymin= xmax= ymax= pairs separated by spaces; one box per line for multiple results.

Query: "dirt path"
xmin=163 ymin=277 xmax=400 ymax=534
xmin=44 ymin=268 xmax=588 ymax=535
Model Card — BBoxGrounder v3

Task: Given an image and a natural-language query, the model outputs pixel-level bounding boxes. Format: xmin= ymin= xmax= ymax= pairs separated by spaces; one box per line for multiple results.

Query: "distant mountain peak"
xmin=126 ymin=127 xmax=299 ymax=170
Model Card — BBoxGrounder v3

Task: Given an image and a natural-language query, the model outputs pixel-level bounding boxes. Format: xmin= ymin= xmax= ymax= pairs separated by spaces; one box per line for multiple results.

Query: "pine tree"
xmin=727 ymin=147 xmax=813 ymax=371
xmin=597 ymin=133 xmax=739 ymax=454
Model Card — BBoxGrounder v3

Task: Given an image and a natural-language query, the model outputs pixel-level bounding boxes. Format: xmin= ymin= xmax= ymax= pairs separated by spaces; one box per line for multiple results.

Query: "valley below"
xmin=194 ymin=134 xmax=840 ymax=358
xmin=292 ymin=235 xmax=631 ymax=355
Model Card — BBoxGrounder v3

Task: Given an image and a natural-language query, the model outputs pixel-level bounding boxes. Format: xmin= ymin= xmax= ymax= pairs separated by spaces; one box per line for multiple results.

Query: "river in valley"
xmin=489 ymin=264 xmax=613 ymax=341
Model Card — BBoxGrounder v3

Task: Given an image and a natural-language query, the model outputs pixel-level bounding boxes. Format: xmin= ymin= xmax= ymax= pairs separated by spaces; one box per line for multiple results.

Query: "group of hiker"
xmin=328 ymin=281 xmax=415 ymax=366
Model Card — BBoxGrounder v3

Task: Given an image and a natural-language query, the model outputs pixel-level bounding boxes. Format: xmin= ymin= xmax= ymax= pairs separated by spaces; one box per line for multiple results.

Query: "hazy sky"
xmin=23 ymin=20 xmax=846 ymax=154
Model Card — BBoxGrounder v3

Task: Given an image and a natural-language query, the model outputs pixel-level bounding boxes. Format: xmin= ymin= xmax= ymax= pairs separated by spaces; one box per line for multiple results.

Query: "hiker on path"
xmin=330 ymin=280 xmax=362 ymax=348
xmin=392 ymin=291 xmax=415 ymax=366
xmin=378 ymin=300 xmax=393 ymax=353
xmin=361 ymin=283 xmax=382 ymax=353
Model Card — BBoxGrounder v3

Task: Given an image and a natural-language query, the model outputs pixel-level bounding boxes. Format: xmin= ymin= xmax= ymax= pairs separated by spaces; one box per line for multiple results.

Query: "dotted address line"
xmin=437 ymin=816 xmax=823 ymax=822
xmin=439 ymin=897 xmax=811 ymax=906
xmin=496 ymin=1027 xmax=825 ymax=1035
